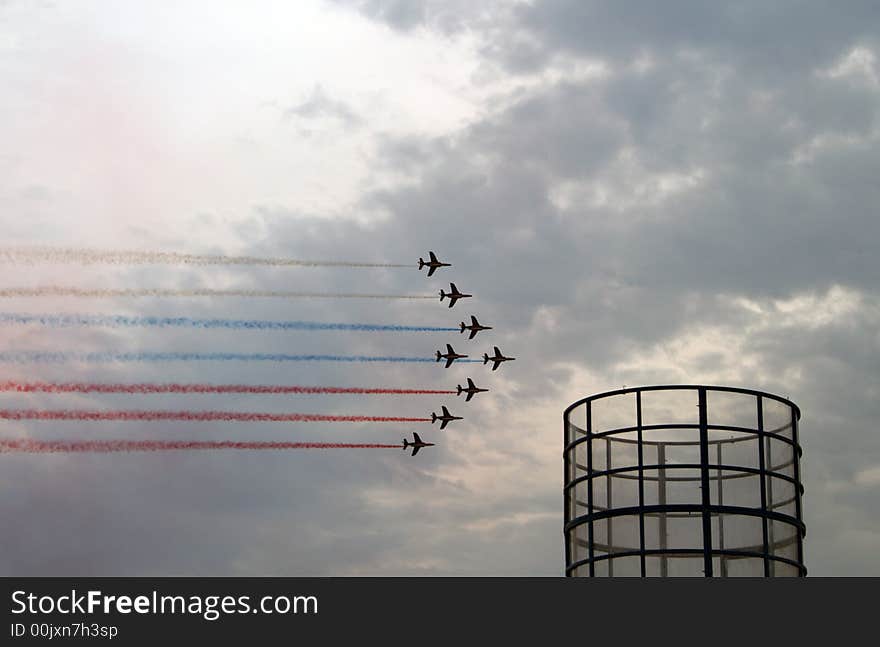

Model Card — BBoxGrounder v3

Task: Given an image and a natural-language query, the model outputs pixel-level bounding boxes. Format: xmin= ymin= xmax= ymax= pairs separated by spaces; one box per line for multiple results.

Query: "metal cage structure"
xmin=564 ymin=385 xmax=805 ymax=577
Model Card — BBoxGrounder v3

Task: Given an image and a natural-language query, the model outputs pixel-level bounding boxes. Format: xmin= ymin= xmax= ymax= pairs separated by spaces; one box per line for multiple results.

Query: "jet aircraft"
xmin=460 ymin=315 xmax=492 ymax=339
xmin=418 ymin=251 xmax=451 ymax=277
xmin=483 ymin=346 xmax=515 ymax=371
xmin=436 ymin=343 xmax=468 ymax=368
xmin=439 ymin=283 xmax=472 ymax=308
xmin=431 ymin=406 xmax=463 ymax=430
xmin=402 ymin=432 xmax=435 ymax=456
xmin=456 ymin=378 xmax=488 ymax=402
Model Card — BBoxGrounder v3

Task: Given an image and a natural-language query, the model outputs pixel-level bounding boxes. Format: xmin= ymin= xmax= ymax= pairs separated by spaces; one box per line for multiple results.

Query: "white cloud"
xmin=854 ymin=465 xmax=880 ymax=487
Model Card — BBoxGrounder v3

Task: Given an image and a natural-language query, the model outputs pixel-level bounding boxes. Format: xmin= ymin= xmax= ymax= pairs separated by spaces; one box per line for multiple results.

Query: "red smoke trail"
xmin=0 ymin=439 xmax=401 ymax=453
xmin=0 ymin=380 xmax=455 ymax=396
xmin=0 ymin=409 xmax=430 ymax=423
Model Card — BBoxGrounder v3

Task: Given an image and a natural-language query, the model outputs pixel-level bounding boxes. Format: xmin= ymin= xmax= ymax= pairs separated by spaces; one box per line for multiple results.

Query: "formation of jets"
xmin=434 ymin=342 xmax=515 ymax=371
xmin=406 ymin=251 xmax=515 ymax=456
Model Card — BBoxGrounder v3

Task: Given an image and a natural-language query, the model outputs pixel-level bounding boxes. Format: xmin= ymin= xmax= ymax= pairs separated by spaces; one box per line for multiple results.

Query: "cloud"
xmin=1 ymin=1 xmax=878 ymax=576
xmin=854 ymin=465 xmax=880 ymax=487
xmin=283 ymin=85 xmax=363 ymax=130
xmin=330 ymin=0 xmax=491 ymax=36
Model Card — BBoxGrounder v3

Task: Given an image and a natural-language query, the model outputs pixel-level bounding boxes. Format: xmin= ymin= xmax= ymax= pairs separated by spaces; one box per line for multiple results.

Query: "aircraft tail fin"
xmin=483 ymin=353 xmax=489 ymax=364
xmin=435 ymin=350 xmax=441 ymax=362
xmin=456 ymin=384 xmax=463 ymax=395
xmin=418 ymin=258 xmax=425 ymax=269
xmin=439 ymin=290 xmax=446 ymax=301
xmin=431 ymin=412 xmax=437 ymax=423
xmin=460 ymin=322 xmax=465 ymax=332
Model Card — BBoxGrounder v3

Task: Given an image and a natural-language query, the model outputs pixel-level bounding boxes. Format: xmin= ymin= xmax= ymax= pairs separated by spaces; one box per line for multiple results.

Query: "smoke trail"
xmin=0 ymin=313 xmax=457 ymax=333
xmin=0 ymin=380 xmax=456 ymax=395
xmin=0 ymin=352 xmax=482 ymax=364
xmin=0 ymin=246 xmax=412 ymax=268
xmin=0 ymin=287 xmax=435 ymax=300
xmin=0 ymin=409 xmax=431 ymax=423
xmin=0 ymin=439 xmax=401 ymax=453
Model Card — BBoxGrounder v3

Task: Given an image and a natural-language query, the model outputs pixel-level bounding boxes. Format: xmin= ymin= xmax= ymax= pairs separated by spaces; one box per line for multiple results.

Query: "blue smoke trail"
xmin=0 ymin=351 xmax=483 ymax=364
xmin=0 ymin=313 xmax=458 ymax=333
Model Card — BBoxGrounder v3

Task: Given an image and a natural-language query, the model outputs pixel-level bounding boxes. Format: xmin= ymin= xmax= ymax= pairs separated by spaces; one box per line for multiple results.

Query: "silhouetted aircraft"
xmin=457 ymin=378 xmax=488 ymax=402
xmin=460 ymin=315 xmax=492 ymax=339
xmin=431 ymin=405 xmax=462 ymax=430
xmin=483 ymin=346 xmax=515 ymax=371
xmin=436 ymin=343 xmax=468 ymax=368
xmin=402 ymin=432 xmax=435 ymax=456
xmin=439 ymin=283 xmax=472 ymax=308
xmin=418 ymin=251 xmax=451 ymax=277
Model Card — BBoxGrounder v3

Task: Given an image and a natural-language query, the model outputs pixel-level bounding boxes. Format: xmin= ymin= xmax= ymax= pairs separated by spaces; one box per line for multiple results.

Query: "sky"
xmin=0 ymin=0 xmax=878 ymax=575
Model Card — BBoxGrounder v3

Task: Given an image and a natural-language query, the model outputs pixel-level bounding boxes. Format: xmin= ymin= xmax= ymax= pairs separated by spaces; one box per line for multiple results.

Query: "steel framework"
xmin=564 ymin=385 xmax=805 ymax=577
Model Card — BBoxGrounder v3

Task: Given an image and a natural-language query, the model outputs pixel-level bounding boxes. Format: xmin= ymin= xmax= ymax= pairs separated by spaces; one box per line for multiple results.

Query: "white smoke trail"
xmin=0 ymin=287 xmax=434 ymax=299
xmin=0 ymin=246 xmax=412 ymax=268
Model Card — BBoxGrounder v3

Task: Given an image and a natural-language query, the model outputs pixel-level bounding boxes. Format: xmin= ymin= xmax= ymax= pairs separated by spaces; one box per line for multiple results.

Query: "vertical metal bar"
xmin=791 ymin=408 xmax=805 ymax=576
xmin=658 ymin=443 xmax=667 ymax=577
xmin=698 ymin=387 xmax=713 ymax=577
xmin=636 ymin=391 xmax=646 ymax=577
xmin=756 ymin=396 xmax=770 ymax=577
xmin=716 ymin=442 xmax=727 ymax=577
xmin=606 ymin=435 xmax=613 ymax=577
xmin=766 ymin=435 xmax=775 ymax=577
xmin=586 ymin=401 xmax=595 ymax=577
xmin=564 ymin=410 xmax=571 ymax=575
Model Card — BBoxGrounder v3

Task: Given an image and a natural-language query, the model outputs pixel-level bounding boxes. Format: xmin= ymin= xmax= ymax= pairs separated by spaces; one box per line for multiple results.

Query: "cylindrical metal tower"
xmin=564 ymin=385 xmax=805 ymax=577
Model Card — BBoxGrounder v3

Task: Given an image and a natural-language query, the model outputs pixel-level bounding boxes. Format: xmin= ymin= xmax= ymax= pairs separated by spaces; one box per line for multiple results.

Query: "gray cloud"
xmin=283 ymin=85 xmax=362 ymax=129
xmin=330 ymin=0 xmax=487 ymax=36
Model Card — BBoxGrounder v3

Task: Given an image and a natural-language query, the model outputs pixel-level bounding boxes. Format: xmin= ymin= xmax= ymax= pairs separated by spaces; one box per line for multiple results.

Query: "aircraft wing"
xmin=491 ymin=359 xmax=502 ymax=371
xmin=468 ymin=328 xmax=477 ymax=339
xmin=447 ymin=296 xmax=456 ymax=307
xmin=465 ymin=391 xmax=474 ymax=402
xmin=411 ymin=445 xmax=421 ymax=456
xmin=413 ymin=432 xmax=423 ymax=444
xmin=445 ymin=356 xmax=455 ymax=368
xmin=427 ymin=267 xmax=436 ymax=277
xmin=439 ymin=419 xmax=449 ymax=430
xmin=429 ymin=251 xmax=438 ymax=263
xmin=494 ymin=346 xmax=501 ymax=355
